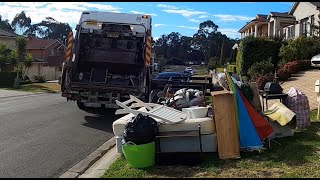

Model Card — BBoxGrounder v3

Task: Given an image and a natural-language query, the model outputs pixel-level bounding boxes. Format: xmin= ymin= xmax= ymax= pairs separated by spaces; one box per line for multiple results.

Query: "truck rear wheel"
xmin=77 ymin=101 xmax=86 ymax=111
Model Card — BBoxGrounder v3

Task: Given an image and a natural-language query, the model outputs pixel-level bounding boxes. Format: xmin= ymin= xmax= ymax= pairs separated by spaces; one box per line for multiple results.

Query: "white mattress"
xmin=116 ymin=134 xmax=217 ymax=153
xmin=112 ymin=107 xmax=216 ymax=136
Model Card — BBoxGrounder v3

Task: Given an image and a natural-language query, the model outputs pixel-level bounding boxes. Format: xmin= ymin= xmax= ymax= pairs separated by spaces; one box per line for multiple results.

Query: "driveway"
xmin=268 ymin=69 xmax=320 ymax=110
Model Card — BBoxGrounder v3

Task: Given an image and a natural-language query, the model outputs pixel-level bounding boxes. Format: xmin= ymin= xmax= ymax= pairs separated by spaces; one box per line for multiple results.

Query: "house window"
xmin=288 ymin=26 xmax=295 ymax=39
xmin=49 ymin=49 xmax=55 ymax=56
xmin=311 ymin=15 xmax=315 ymax=36
xmin=301 ymin=17 xmax=308 ymax=36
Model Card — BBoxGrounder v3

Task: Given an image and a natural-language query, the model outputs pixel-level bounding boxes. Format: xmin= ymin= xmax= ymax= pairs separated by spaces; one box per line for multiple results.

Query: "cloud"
xmin=130 ymin=10 xmax=157 ymax=16
xmin=0 ymin=2 xmax=121 ymax=28
xmin=153 ymin=24 xmax=198 ymax=31
xmin=154 ymin=24 xmax=166 ymax=27
xmin=163 ymin=9 xmax=207 ymax=17
xmin=219 ymin=28 xmax=240 ymax=39
xmin=177 ymin=25 xmax=198 ymax=30
xmin=158 ymin=3 xmax=208 ymax=17
xmin=213 ymin=14 xmax=254 ymax=22
xmin=153 ymin=37 xmax=160 ymax=41
xmin=188 ymin=19 xmax=201 ymax=23
xmin=198 ymin=15 xmax=209 ymax=19
xmin=157 ymin=4 xmax=178 ymax=9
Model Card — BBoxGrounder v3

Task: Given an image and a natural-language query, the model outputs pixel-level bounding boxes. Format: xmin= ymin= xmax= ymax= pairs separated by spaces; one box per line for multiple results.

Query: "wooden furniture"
xmin=211 ymin=91 xmax=240 ymax=159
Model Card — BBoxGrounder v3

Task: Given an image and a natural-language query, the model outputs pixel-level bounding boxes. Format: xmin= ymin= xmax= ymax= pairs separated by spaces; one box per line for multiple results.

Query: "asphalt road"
xmin=0 ymin=93 xmax=118 ymax=178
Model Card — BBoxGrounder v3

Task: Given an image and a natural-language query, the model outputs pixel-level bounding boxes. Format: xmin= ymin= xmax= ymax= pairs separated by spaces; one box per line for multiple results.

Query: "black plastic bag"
xmin=123 ymin=113 xmax=158 ymax=145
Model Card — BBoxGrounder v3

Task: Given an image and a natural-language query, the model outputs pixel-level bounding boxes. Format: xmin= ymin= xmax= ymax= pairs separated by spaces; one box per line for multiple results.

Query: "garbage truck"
xmin=60 ymin=11 xmax=153 ymax=111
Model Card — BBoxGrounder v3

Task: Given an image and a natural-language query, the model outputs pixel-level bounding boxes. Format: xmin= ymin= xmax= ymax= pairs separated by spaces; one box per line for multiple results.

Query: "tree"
xmin=0 ymin=44 xmax=7 ymax=72
xmin=16 ymin=36 xmax=27 ymax=62
xmin=23 ymin=53 xmax=33 ymax=79
xmin=9 ymin=50 xmax=18 ymax=66
xmin=219 ymin=40 xmax=226 ymax=66
xmin=26 ymin=17 xmax=72 ymax=42
xmin=0 ymin=15 xmax=15 ymax=33
xmin=11 ymin=11 xmax=32 ymax=35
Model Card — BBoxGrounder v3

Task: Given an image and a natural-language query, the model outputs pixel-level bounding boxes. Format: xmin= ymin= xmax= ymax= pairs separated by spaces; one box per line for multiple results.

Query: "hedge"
xmin=0 ymin=72 xmax=17 ymax=87
xmin=279 ymin=36 xmax=320 ymax=64
xmin=236 ymin=36 xmax=283 ymax=77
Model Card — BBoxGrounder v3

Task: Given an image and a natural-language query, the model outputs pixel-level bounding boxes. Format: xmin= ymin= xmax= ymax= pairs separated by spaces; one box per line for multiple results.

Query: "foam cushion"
xmin=112 ymin=107 xmax=215 ymax=136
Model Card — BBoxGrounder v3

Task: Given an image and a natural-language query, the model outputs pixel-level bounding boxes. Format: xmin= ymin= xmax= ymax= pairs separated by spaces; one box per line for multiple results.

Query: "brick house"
xmin=0 ymin=29 xmax=17 ymax=50
xmin=239 ymin=2 xmax=320 ymax=39
xmin=26 ymin=36 xmax=66 ymax=80
xmin=0 ymin=29 xmax=47 ymax=77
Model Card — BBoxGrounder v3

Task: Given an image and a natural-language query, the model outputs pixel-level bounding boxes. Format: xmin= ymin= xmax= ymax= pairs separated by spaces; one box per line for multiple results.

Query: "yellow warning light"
xmin=142 ymin=15 xmax=148 ymax=18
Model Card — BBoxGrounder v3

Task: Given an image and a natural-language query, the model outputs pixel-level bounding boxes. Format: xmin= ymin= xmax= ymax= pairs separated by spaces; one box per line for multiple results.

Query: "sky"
xmin=0 ymin=2 xmax=294 ymax=40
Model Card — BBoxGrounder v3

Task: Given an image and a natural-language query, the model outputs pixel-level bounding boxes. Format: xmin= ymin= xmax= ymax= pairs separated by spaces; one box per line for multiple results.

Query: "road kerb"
xmin=59 ymin=136 xmax=116 ymax=178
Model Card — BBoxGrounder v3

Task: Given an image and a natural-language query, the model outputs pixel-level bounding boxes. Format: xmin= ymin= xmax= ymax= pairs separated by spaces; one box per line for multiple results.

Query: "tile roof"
xmin=26 ymin=37 xmax=60 ymax=49
xmin=269 ymin=12 xmax=295 ymax=18
xmin=0 ymin=29 xmax=17 ymax=38
xmin=256 ymin=14 xmax=268 ymax=20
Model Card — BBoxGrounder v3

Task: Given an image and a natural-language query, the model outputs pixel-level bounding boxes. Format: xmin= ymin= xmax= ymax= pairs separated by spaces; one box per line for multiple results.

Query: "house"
xmin=26 ymin=36 xmax=66 ymax=80
xmin=0 ymin=29 xmax=47 ymax=77
xmin=0 ymin=29 xmax=17 ymax=50
xmin=238 ymin=14 xmax=269 ymax=38
xmin=283 ymin=2 xmax=320 ymax=39
xmin=239 ymin=2 xmax=320 ymax=40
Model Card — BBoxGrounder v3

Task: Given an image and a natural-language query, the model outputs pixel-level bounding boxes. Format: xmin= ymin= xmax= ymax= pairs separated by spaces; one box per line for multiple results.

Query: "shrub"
xmin=248 ymin=58 xmax=274 ymax=80
xmin=0 ymin=72 xmax=17 ymax=87
xmin=19 ymin=80 xmax=32 ymax=85
xmin=236 ymin=36 xmax=283 ymax=76
xmin=277 ymin=67 xmax=291 ymax=81
xmin=256 ymin=75 xmax=273 ymax=90
xmin=166 ymin=57 xmax=185 ymax=65
xmin=208 ymin=57 xmax=219 ymax=70
xmin=284 ymin=61 xmax=300 ymax=74
xmin=279 ymin=36 xmax=320 ymax=64
xmin=33 ymin=75 xmax=46 ymax=83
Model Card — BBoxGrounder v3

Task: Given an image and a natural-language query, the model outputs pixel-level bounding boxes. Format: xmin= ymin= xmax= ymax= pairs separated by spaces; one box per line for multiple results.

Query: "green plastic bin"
xmin=122 ymin=141 xmax=156 ymax=168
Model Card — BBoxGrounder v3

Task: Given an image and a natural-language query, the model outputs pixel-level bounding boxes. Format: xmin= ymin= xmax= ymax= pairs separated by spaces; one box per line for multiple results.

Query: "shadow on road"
xmin=82 ymin=110 xmax=122 ymax=133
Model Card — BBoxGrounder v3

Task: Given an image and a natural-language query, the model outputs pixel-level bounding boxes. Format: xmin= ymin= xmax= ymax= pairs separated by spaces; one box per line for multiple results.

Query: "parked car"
xmin=311 ymin=54 xmax=320 ymax=68
xmin=154 ymin=72 xmax=184 ymax=80
xmin=185 ymin=67 xmax=195 ymax=75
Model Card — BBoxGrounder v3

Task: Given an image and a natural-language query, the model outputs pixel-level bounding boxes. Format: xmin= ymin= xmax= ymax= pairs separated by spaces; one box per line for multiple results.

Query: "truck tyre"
xmin=77 ymin=101 xmax=86 ymax=111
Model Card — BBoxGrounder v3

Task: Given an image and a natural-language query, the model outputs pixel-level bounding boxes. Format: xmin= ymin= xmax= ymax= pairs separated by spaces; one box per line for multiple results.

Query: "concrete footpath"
xmin=59 ymin=137 xmax=121 ymax=178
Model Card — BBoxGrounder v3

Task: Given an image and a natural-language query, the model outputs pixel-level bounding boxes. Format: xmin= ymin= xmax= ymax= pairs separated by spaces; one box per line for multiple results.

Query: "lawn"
xmin=102 ymin=110 xmax=320 ymax=178
xmin=2 ymin=83 xmax=61 ymax=93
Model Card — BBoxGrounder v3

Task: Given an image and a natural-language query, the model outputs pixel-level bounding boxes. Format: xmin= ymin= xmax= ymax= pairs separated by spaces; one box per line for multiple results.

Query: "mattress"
xmin=116 ymin=134 xmax=217 ymax=154
xmin=112 ymin=108 xmax=216 ymax=136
